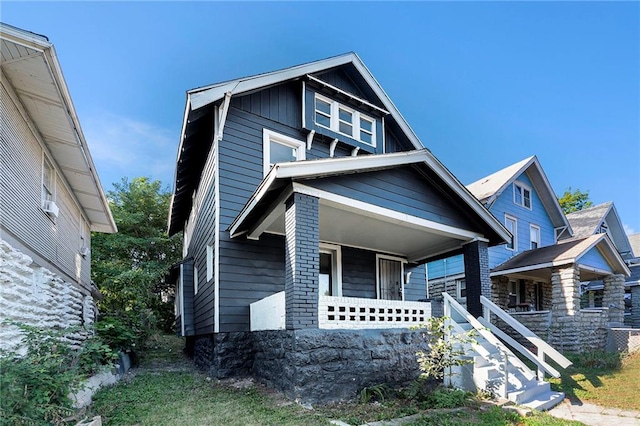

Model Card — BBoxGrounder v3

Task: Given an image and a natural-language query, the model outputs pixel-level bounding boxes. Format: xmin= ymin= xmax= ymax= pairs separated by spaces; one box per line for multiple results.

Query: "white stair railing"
xmin=480 ymin=295 xmax=572 ymax=380
xmin=443 ymin=293 xmax=535 ymax=385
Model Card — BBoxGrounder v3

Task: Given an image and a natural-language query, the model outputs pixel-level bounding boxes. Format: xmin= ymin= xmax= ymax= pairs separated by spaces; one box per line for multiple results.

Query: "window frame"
xmin=206 ymin=245 xmax=213 ymax=282
xmin=530 ymin=224 xmax=541 ymax=249
xmin=194 ymin=266 xmax=199 ymax=295
xmin=513 ymin=182 xmax=532 ymax=210
xmin=263 ymin=129 xmax=306 ymax=176
xmin=314 ymin=93 xmax=377 ymax=148
xmin=319 ymin=243 xmax=342 ymax=297
xmin=505 ymin=214 xmax=517 ymax=251
xmin=41 ymin=154 xmax=56 ymax=208
xmin=456 ymin=279 xmax=467 ymax=301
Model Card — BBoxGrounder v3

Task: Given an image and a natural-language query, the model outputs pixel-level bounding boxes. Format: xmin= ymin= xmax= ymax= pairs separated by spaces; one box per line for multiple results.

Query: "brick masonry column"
xmin=549 ymin=266 xmax=581 ymax=352
xmin=602 ymin=274 xmax=626 ymax=325
xmin=462 ymin=240 xmax=490 ymax=317
xmin=284 ymin=192 xmax=319 ymax=330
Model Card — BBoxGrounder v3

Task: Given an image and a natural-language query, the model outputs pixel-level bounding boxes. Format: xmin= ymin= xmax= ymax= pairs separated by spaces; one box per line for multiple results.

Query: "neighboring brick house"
xmin=427 ymin=156 xmax=630 ymax=352
xmin=0 ymin=24 xmax=117 ymax=351
xmin=167 ymin=53 xmax=512 ymax=402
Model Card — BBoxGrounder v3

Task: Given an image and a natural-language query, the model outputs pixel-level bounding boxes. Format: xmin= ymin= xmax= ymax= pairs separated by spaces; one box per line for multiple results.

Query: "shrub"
xmin=572 ymin=350 xmax=622 ymax=370
xmin=0 ymin=325 xmax=78 ymax=425
xmin=0 ymin=323 xmax=116 ymax=425
xmin=95 ymin=310 xmax=155 ymax=352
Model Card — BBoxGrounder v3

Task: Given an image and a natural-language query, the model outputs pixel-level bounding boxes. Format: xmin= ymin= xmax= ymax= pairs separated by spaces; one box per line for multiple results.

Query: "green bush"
xmin=0 ymin=324 xmax=116 ymax=425
xmin=0 ymin=325 xmax=78 ymax=425
xmin=572 ymin=350 xmax=622 ymax=370
xmin=95 ymin=310 xmax=155 ymax=352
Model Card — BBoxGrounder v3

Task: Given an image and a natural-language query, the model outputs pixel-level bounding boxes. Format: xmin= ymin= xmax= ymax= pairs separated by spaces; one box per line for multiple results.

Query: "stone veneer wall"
xmin=0 ymin=240 xmax=96 ymax=352
xmin=193 ymin=328 xmax=427 ymax=404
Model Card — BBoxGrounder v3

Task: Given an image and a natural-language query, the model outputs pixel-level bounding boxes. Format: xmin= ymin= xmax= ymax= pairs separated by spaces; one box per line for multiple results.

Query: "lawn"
xmin=550 ymin=350 xmax=640 ymax=411
xmin=85 ymin=334 xmax=582 ymax=426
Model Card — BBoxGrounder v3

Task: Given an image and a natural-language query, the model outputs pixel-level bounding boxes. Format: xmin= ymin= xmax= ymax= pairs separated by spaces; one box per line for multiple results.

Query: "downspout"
xmin=214 ymin=91 xmax=232 ymax=334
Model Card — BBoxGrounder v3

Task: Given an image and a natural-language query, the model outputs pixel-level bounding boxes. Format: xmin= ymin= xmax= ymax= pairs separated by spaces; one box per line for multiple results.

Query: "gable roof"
xmin=1 ymin=23 xmax=116 ymax=233
xmin=629 ymin=233 xmax=640 ymax=258
xmin=228 ymin=150 xmax=510 ymax=261
xmin=563 ymin=202 xmax=633 ymax=258
xmin=466 ymin=156 xmax=571 ymax=233
xmin=491 ymin=234 xmax=630 ymax=277
xmin=186 ymin=52 xmax=423 ymax=151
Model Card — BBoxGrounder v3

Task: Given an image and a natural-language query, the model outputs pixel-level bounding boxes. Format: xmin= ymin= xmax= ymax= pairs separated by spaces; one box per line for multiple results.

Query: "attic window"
xmin=314 ymin=93 xmax=376 ymax=148
xmin=514 ymin=182 xmax=531 ymax=209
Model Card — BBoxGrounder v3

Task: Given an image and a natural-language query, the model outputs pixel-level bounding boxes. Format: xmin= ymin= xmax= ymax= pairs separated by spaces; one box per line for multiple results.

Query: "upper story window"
xmin=314 ymin=94 xmax=377 ymax=148
xmin=530 ymin=224 xmax=540 ymax=249
xmin=514 ymin=182 xmax=532 ymax=209
xmin=42 ymin=156 xmax=55 ymax=206
xmin=263 ymin=129 xmax=306 ymax=176
xmin=505 ymin=215 xmax=517 ymax=251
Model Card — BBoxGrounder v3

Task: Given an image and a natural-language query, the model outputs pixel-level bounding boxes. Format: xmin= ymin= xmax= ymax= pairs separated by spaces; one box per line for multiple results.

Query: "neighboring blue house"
xmin=166 ymin=53 xmax=511 ymax=402
xmin=427 ymin=156 xmax=570 ymax=308
xmin=428 ymin=156 xmax=630 ymax=353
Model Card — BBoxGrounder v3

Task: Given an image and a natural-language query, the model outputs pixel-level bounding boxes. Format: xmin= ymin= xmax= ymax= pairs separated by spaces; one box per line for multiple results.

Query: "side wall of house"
xmin=488 ymin=172 xmax=555 ymax=269
xmin=0 ymin=80 xmax=91 ymax=291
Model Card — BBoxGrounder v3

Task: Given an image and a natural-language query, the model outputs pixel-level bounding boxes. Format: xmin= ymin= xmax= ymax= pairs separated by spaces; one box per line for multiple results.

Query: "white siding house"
xmin=0 ymin=24 xmax=117 ymax=350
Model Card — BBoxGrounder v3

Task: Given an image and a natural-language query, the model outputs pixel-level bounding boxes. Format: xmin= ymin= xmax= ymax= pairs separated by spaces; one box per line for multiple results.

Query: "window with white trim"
xmin=42 ymin=155 xmax=55 ymax=208
xmin=194 ymin=266 xmax=199 ymax=295
xmin=314 ymin=93 xmax=376 ymax=147
xmin=263 ymin=129 xmax=306 ymax=176
xmin=206 ymin=245 xmax=213 ymax=281
xmin=456 ymin=279 xmax=467 ymax=300
xmin=319 ymin=243 xmax=342 ymax=297
xmin=505 ymin=215 xmax=517 ymax=251
xmin=514 ymin=182 xmax=531 ymax=209
xmin=530 ymin=224 xmax=540 ymax=249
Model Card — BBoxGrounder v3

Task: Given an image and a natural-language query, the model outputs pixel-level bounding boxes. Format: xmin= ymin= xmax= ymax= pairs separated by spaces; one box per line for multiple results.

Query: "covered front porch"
xmin=489 ymin=234 xmax=630 ymax=352
xmin=231 ymin=152 xmax=510 ymax=331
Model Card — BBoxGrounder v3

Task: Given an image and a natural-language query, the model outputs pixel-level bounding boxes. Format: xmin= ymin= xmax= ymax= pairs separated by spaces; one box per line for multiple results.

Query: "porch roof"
xmin=491 ymin=234 xmax=631 ymax=281
xmin=228 ymin=150 xmax=510 ymax=263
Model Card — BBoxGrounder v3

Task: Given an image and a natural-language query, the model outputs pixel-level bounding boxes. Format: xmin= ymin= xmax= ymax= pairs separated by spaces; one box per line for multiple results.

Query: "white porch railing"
xmin=319 ymin=295 xmax=431 ymax=329
xmin=479 ymin=295 xmax=573 ymax=380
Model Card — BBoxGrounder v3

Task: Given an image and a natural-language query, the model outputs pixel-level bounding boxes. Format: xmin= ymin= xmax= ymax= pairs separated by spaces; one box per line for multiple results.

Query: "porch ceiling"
xmin=263 ymin=201 xmax=465 ymax=262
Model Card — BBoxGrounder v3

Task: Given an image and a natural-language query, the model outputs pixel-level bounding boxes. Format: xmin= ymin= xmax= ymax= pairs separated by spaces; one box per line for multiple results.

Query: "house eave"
xmin=1 ymin=24 xmax=116 ymax=234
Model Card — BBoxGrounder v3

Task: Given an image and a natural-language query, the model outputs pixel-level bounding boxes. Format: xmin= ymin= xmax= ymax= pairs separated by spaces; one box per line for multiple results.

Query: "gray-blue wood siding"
xmin=181 ymin=258 xmax=195 ymax=336
xmin=300 ymin=166 xmax=476 ymax=230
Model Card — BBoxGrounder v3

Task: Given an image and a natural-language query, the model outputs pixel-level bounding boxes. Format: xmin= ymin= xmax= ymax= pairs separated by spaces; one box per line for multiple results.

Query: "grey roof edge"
xmin=228 ymin=150 xmax=511 ymax=245
xmin=1 ymin=23 xmax=117 ymax=234
xmin=467 ymin=155 xmax=571 ymax=233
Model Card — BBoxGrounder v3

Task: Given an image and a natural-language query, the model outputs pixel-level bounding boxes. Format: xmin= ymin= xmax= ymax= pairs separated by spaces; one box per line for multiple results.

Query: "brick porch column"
xmin=630 ymin=285 xmax=640 ymax=328
xmin=551 ymin=266 xmax=580 ymax=315
xmin=284 ymin=192 xmax=319 ymax=330
xmin=463 ymin=240 xmax=490 ymax=317
xmin=602 ymin=273 xmax=625 ymax=325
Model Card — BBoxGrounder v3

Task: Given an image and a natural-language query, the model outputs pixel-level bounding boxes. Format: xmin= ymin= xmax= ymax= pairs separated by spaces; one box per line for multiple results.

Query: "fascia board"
xmin=189 ymin=54 xmax=356 ymax=111
xmin=42 ymin=44 xmax=117 ymax=233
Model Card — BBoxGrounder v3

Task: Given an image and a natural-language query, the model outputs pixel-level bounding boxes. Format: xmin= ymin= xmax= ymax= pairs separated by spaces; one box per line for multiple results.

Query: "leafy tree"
xmin=92 ymin=177 xmax=182 ymax=338
xmin=558 ymin=187 xmax=593 ymax=214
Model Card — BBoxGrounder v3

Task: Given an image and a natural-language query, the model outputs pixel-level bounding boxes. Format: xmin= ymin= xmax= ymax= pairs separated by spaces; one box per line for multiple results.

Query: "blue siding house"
xmin=167 ymin=53 xmax=511 ymax=402
xmin=427 ymin=156 xmax=630 ymax=353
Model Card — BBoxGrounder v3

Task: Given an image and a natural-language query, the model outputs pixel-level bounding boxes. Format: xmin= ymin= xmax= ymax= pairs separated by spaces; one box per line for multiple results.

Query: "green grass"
xmin=550 ymin=350 xmax=640 ymax=411
xmin=86 ymin=334 xmax=580 ymax=425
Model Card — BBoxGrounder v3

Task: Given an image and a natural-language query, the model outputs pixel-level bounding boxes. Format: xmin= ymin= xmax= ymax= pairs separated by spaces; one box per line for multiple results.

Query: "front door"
xmin=378 ymin=256 xmax=403 ymax=300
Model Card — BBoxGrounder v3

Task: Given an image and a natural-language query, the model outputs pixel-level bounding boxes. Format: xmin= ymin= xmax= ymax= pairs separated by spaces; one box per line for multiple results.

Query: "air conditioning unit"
xmin=43 ymin=200 xmax=60 ymax=218
xmin=80 ymin=246 xmax=90 ymax=258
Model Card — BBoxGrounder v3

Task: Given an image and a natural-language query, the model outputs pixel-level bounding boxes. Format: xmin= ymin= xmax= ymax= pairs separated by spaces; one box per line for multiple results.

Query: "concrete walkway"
xmin=547 ymin=400 xmax=640 ymax=425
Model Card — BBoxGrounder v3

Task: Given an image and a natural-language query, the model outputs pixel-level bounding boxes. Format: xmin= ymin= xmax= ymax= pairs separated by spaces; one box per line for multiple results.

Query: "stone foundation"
xmin=0 ymin=239 xmax=96 ymax=352
xmin=193 ymin=328 xmax=428 ymax=404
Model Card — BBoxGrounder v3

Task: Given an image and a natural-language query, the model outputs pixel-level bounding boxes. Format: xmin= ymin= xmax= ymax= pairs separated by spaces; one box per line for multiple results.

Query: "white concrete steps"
xmin=451 ymin=317 xmax=566 ymax=411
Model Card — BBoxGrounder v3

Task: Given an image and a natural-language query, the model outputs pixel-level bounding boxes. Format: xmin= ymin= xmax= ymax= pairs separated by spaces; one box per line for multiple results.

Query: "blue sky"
xmin=3 ymin=2 xmax=639 ymax=234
